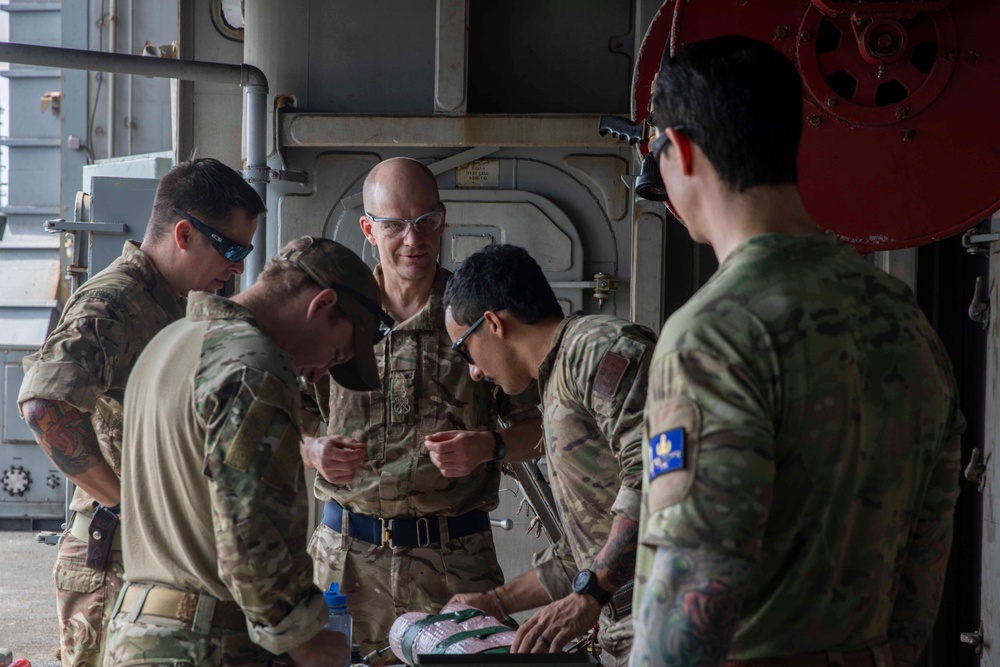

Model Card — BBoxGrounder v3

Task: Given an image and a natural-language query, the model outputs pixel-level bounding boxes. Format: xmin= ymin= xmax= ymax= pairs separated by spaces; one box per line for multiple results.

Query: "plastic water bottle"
xmin=324 ymin=582 xmax=352 ymax=667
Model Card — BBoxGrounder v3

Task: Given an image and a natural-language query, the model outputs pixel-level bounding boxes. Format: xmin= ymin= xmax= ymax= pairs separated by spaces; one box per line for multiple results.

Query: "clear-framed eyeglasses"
xmin=365 ymin=202 xmax=446 ymax=239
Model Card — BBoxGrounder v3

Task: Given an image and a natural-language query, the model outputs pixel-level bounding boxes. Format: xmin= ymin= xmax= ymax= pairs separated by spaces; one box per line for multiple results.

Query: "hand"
xmin=425 ymin=430 xmax=493 ymax=478
xmin=445 ymin=590 xmax=505 ymax=622
xmin=285 ymin=629 xmax=351 ymax=667
xmin=301 ymin=435 xmax=366 ymax=484
xmin=510 ymin=593 xmax=601 ymax=654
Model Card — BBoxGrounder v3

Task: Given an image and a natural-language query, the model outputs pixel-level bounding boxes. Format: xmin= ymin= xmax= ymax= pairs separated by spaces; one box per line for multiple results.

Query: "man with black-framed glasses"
xmin=441 ymin=243 xmax=657 ymax=666
xmin=305 ymin=157 xmax=542 ymax=663
xmin=18 ymin=157 xmax=263 ymax=667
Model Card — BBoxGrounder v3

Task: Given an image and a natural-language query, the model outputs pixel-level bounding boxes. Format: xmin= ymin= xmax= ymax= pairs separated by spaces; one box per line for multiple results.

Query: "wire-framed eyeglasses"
xmin=365 ymin=202 xmax=446 ymax=239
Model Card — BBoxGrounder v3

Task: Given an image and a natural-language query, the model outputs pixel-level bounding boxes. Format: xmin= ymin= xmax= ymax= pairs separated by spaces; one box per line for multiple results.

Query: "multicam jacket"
xmin=531 ymin=313 xmax=655 ymax=598
xmin=121 ymin=293 xmax=327 ymax=655
xmin=635 ymin=233 xmax=964 ymax=660
xmin=19 ymin=241 xmax=184 ymax=513
xmin=317 ymin=265 xmax=539 ymax=518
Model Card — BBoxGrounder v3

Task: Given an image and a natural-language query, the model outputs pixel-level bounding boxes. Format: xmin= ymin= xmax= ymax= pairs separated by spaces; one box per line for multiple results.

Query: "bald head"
xmin=363 ymin=157 xmax=439 ymax=216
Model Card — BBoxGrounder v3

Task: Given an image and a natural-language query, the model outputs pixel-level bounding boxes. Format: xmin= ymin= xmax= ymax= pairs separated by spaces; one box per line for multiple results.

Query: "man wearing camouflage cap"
xmin=443 ymin=243 xmax=656 ymax=666
xmin=631 ymin=36 xmax=964 ymax=666
xmin=104 ymin=237 xmax=391 ymax=667
xmin=18 ymin=157 xmax=262 ymax=667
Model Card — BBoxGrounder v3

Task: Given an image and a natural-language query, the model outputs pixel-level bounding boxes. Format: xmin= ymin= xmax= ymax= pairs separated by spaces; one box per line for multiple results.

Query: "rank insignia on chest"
xmin=648 ymin=428 xmax=684 ymax=480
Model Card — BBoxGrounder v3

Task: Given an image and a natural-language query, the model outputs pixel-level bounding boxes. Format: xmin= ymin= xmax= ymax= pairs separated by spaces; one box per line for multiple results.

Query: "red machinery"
xmin=630 ymin=0 xmax=1000 ymax=253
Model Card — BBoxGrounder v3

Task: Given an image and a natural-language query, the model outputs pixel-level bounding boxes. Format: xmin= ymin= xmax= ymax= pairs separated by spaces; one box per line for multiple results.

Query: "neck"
xmin=515 ymin=316 xmax=565 ymax=380
xmin=702 ymin=184 xmax=820 ymax=264
xmin=232 ymin=289 xmax=285 ymax=348
xmin=139 ymin=238 xmax=187 ymax=300
xmin=380 ymin=267 xmax=437 ymax=322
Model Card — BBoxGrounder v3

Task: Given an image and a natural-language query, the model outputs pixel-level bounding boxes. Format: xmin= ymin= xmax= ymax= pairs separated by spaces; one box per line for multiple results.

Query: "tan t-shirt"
xmin=121 ymin=292 xmax=326 ymax=655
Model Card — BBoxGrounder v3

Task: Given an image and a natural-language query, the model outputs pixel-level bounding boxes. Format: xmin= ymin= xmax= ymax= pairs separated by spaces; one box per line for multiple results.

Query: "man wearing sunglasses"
xmin=442 ymin=244 xmax=657 ymax=666
xmin=632 ymin=37 xmax=963 ymax=667
xmin=18 ymin=157 xmax=263 ymax=667
xmin=306 ymin=157 xmax=542 ymax=662
xmin=105 ymin=237 xmax=384 ymax=667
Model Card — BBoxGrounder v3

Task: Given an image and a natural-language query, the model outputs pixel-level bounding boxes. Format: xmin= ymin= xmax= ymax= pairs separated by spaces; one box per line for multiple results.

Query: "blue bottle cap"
xmin=325 ymin=582 xmax=348 ymax=610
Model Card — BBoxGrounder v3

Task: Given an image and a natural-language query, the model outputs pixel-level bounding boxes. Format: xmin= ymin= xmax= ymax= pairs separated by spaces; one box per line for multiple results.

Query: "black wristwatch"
xmin=490 ymin=431 xmax=507 ymax=462
xmin=572 ymin=569 xmax=612 ymax=606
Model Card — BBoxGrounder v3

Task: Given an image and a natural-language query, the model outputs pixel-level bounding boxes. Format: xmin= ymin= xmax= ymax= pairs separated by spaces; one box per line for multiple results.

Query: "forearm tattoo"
xmin=592 ymin=514 xmax=640 ymax=590
xmin=22 ymin=399 xmax=103 ymax=477
xmin=631 ymin=547 xmax=750 ymax=666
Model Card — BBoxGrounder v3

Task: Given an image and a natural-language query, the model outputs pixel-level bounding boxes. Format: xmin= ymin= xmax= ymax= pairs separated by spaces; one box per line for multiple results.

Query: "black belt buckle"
xmin=85 ymin=506 xmax=119 ymax=571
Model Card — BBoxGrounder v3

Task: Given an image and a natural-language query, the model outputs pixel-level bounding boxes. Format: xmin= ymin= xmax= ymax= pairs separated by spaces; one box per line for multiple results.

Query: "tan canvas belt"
xmin=604 ymin=580 xmax=634 ymax=620
xmin=118 ymin=583 xmax=247 ymax=632
xmin=723 ymin=644 xmax=893 ymax=667
xmin=67 ymin=510 xmax=122 ymax=549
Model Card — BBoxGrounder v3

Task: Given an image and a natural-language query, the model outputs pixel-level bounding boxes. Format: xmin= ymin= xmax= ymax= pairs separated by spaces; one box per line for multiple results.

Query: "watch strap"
xmin=491 ymin=431 xmax=507 ymax=462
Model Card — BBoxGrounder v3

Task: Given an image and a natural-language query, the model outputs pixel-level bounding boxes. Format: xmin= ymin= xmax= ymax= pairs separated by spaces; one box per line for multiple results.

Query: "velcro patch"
xmin=648 ymin=428 xmax=684 ymax=480
xmin=646 ymin=396 xmax=701 ymax=513
xmin=594 ymin=351 xmax=630 ymax=398
xmin=262 ymin=424 xmax=301 ymax=491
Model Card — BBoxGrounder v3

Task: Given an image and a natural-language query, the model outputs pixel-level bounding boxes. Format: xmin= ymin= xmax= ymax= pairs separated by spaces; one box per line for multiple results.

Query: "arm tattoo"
xmin=632 ymin=547 xmax=752 ymax=666
xmin=592 ymin=514 xmax=640 ymax=591
xmin=22 ymin=399 xmax=104 ymax=477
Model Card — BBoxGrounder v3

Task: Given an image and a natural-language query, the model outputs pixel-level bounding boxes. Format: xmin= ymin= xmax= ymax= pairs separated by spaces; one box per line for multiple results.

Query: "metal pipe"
xmin=0 ymin=40 xmax=269 ymax=282
xmin=243 ymin=84 xmax=267 ymax=284
xmin=0 ymin=41 xmax=267 ymax=87
xmin=127 ymin=0 xmax=134 ymax=155
xmin=107 ymin=0 xmax=117 ymax=158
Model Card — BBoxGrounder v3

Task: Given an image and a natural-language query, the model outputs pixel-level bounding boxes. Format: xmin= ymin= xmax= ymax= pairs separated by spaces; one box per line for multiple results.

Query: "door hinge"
xmin=964 ymin=448 xmax=987 ymax=492
xmin=968 ymin=276 xmax=989 ymax=329
xmin=959 ymin=621 xmax=984 ymax=656
xmin=962 ymin=227 xmax=1000 ymax=255
xmin=549 ymin=272 xmax=619 ymax=310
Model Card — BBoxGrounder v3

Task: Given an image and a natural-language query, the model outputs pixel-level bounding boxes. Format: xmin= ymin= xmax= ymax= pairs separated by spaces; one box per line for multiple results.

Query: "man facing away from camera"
xmin=631 ymin=35 xmax=964 ymax=667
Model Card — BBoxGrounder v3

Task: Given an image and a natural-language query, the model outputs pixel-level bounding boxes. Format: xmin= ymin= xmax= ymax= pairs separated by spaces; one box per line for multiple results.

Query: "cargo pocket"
xmin=308 ymin=522 xmax=349 ymax=589
xmin=54 ymin=547 xmax=106 ymax=593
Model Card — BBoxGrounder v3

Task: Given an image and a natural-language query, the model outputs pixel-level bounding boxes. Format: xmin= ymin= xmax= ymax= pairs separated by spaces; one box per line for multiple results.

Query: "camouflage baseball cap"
xmin=275 ymin=236 xmax=392 ymax=391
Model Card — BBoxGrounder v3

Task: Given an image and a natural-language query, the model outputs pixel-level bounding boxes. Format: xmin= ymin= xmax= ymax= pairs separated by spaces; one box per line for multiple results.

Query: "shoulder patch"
xmin=645 ymin=396 xmax=701 ymax=514
xmin=648 ymin=428 xmax=684 ymax=479
xmin=594 ymin=351 xmax=630 ymax=398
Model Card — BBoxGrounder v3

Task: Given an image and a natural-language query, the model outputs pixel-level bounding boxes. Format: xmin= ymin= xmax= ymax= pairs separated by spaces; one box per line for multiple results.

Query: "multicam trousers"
xmin=308 ymin=522 xmax=504 ymax=665
xmin=104 ymin=615 xmax=274 ymax=667
xmin=54 ymin=532 xmax=124 ymax=667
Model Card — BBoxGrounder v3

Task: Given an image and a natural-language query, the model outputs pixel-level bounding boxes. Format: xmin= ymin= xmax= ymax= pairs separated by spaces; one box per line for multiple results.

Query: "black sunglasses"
xmin=636 ymin=125 xmax=689 ymax=220
xmin=329 ymin=281 xmax=395 ymax=345
xmin=451 ymin=309 xmax=504 ymax=366
xmin=174 ymin=207 xmax=253 ymax=263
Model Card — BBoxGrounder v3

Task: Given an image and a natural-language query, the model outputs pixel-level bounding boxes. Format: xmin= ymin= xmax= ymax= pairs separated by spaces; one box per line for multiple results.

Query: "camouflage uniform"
xmin=634 ymin=233 xmax=964 ymax=661
xmin=104 ymin=292 xmax=328 ymax=667
xmin=18 ymin=241 xmax=184 ymax=667
xmin=529 ymin=313 xmax=654 ymax=666
xmin=309 ymin=266 xmax=538 ymax=660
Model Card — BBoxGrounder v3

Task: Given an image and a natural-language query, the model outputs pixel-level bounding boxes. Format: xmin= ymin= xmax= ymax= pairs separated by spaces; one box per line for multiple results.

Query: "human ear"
xmin=307 ymin=287 xmax=339 ymax=319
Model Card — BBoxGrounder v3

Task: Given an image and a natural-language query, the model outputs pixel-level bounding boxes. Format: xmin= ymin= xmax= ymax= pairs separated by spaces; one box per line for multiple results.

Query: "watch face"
xmin=572 ymin=569 xmax=592 ymax=592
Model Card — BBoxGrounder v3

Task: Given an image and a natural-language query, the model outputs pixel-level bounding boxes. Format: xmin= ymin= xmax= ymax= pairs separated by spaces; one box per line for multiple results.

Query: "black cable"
xmin=85 ymin=0 xmax=108 ymax=165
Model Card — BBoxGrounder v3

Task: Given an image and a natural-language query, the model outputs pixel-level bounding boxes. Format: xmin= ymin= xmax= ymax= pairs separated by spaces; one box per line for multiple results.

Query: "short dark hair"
xmin=145 ymin=158 xmax=265 ymax=242
xmin=444 ymin=244 xmax=563 ymax=328
xmin=651 ymin=35 xmax=803 ymax=192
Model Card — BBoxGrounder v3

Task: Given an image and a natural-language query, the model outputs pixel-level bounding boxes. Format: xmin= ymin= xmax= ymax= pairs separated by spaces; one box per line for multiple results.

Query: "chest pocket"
xmin=387 ymin=331 xmax=421 ymax=427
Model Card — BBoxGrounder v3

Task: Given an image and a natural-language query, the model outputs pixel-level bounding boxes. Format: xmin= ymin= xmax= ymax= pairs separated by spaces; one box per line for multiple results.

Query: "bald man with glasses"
xmin=19 ymin=158 xmax=263 ymax=667
xmin=304 ymin=157 xmax=542 ymax=663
